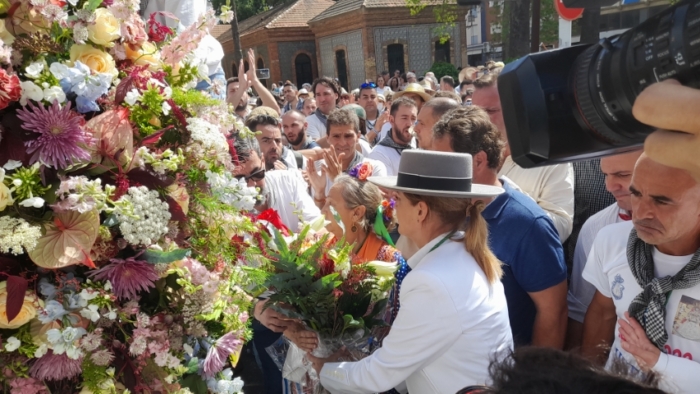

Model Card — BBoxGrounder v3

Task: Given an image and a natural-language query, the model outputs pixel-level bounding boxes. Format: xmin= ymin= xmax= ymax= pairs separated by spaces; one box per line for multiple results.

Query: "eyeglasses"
xmin=236 ymin=168 xmax=266 ymax=182
xmin=360 ymin=82 xmax=377 ymax=89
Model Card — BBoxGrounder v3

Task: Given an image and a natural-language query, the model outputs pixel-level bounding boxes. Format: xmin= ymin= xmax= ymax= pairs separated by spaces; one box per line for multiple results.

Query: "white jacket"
xmin=320 ymin=234 xmax=513 ymax=394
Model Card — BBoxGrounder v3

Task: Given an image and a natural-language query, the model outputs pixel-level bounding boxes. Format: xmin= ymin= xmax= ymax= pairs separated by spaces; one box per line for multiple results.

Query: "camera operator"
xmin=634 ymin=80 xmax=700 ymax=182
xmin=473 ymin=71 xmax=574 ymax=242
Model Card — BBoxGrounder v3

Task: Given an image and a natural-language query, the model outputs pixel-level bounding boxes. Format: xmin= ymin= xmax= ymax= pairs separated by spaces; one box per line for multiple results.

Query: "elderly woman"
xmin=309 ymin=150 xmax=514 ymax=393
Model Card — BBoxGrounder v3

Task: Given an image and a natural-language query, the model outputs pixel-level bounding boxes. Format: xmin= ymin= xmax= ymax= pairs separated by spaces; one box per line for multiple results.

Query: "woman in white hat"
xmin=308 ymin=150 xmax=513 ymax=393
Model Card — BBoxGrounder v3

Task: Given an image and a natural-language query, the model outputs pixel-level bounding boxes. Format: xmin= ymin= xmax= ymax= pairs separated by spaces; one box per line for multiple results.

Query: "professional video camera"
xmin=498 ymin=0 xmax=700 ymax=168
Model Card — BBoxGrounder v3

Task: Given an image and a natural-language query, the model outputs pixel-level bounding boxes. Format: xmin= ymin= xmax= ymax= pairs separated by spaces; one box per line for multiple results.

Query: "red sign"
xmin=554 ymin=0 xmax=584 ymax=21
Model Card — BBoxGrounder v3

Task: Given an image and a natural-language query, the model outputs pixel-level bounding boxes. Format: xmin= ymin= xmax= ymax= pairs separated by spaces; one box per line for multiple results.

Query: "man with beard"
xmin=245 ymin=107 xmax=297 ymax=171
xmin=368 ymin=97 xmax=417 ymax=176
xmin=226 ymin=49 xmax=280 ymax=120
xmin=282 ymin=110 xmax=320 ymax=151
xmin=232 ymin=134 xmax=322 ymax=394
xmin=581 ymin=154 xmax=700 ymax=393
xmin=413 ymin=97 xmax=460 ymax=150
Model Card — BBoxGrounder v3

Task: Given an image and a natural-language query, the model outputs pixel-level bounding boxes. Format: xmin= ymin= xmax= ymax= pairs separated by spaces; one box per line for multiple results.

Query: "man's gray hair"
xmin=232 ymin=134 xmax=262 ymax=162
xmin=424 ymin=97 xmax=460 ymax=120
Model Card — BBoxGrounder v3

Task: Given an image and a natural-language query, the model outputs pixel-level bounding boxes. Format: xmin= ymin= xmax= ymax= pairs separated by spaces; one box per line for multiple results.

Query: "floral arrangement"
xmin=347 ymin=162 xmax=372 ymax=182
xmin=0 ymin=0 xmax=264 ymax=393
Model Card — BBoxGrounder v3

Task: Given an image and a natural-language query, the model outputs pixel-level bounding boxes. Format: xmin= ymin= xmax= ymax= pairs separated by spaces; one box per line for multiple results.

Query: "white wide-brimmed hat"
xmin=368 ymin=150 xmax=504 ymax=198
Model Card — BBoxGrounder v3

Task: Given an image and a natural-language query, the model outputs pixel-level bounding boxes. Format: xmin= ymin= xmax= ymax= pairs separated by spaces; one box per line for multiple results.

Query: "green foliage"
xmin=142 ymin=249 xmax=191 ymax=264
xmin=256 ymin=226 xmax=388 ymax=339
xmin=540 ymin=0 xmax=558 ymax=47
xmin=405 ymin=0 xmax=459 ymax=43
xmin=429 ymin=61 xmax=459 ymax=81
xmin=211 ymin=0 xmax=271 ymax=22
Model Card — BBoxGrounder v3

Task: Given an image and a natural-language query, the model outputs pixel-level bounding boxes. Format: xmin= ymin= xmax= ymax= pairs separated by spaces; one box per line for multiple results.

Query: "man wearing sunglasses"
xmin=358 ymin=82 xmax=380 ymax=137
xmin=245 ymin=107 xmax=298 ymax=171
xmin=231 ymin=134 xmax=322 ymax=233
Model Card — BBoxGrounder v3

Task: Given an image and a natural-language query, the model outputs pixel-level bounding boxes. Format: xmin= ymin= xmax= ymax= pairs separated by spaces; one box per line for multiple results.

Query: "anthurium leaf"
xmin=86 ymin=0 xmax=103 ymax=11
xmin=141 ymin=249 xmax=190 ymax=264
xmin=28 ymin=210 xmax=100 ymax=269
xmin=114 ymin=75 xmax=134 ymax=105
xmin=6 ymin=275 xmax=28 ymax=323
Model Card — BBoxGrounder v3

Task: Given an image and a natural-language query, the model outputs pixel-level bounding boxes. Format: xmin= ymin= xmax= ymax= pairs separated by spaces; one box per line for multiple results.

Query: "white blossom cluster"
xmin=0 ymin=216 xmax=42 ymax=255
xmin=116 ymin=186 xmax=171 ymax=246
xmin=187 ymin=117 xmax=229 ymax=155
xmin=135 ymin=147 xmax=185 ymax=174
xmin=207 ymin=369 xmax=244 ymax=394
xmin=205 ymin=171 xmax=258 ymax=211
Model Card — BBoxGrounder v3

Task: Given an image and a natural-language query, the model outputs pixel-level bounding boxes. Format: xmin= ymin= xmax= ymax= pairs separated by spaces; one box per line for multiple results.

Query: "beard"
xmin=393 ymin=126 xmax=412 ymax=145
xmin=235 ymin=102 xmax=248 ymax=112
xmin=287 ymin=131 xmax=306 ymax=146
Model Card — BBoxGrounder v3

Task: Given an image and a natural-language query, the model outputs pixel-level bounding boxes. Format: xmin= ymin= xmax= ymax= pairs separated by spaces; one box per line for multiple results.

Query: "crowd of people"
xmin=223 ymin=55 xmax=700 ymax=394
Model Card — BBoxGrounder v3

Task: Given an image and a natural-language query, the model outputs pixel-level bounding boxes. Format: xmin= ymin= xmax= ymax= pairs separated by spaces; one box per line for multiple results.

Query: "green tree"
xmin=211 ymin=0 xmax=269 ymax=21
xmin=539 ymin=0 xmax=558 ymax=47
xmin=405 ymin=0 xmax=459 ymax=43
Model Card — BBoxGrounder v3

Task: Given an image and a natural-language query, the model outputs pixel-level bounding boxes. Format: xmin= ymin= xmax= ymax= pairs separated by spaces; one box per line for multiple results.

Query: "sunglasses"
xmin=360 ymin=82 xmax=377 ymax=89
xmin=236 ymin=168 xmax=266 ymax=182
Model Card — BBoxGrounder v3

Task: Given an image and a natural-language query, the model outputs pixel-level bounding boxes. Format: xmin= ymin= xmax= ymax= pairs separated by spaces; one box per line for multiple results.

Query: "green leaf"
xmin=185 ymin=358 xmax=199 ymax=374
xmin=103 ymin=214 xmax=119 ymax=227
xmin=180 ymin=374 xmax=208 ymax=394
xmin=141 ymin=249 xmax=190 ymax=264
xmin=86 ymin=0 xmax=103 ymax=11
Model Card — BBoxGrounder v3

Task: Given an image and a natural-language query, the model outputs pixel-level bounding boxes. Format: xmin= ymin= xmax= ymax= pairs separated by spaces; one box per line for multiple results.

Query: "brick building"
xmin=214 ymin=0 xmax=468 ymax=90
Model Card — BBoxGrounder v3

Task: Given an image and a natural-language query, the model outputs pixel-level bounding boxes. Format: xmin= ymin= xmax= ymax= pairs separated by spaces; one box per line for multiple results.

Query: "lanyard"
xmin=428 ymin=231 xmax=455 ymax=253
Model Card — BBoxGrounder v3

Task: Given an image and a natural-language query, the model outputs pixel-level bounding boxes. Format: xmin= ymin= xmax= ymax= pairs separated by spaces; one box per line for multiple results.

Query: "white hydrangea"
xmin=206 ymin=170 xmax=258 ymax=211
xmin=116 ymin=186 xmax=171 ymax=246
xmin=187 ymin=117 xmax=229 ymax=154
xmin=0 ymin=217 xmax=42 ymax=255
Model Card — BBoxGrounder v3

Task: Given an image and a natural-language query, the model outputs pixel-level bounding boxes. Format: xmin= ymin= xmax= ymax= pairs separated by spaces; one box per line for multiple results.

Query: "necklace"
xmin=428 ymin=231 xmax=455 ymax=253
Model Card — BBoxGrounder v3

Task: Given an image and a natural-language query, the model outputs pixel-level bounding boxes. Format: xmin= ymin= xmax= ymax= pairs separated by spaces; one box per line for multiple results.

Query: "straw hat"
xmin=368 ymin=150 xmax=504 ymax=198
xmin=392 ymin=83 xmax=432 ymax=103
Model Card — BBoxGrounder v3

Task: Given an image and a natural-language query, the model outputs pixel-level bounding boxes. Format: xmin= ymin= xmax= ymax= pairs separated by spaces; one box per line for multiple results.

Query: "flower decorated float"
xmin=0 ymin=0 xmax=257 ymax=392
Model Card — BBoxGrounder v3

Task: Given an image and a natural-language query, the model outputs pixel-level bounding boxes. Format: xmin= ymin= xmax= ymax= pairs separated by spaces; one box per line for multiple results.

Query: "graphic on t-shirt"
xmin=611 ymin=274 xmax=625 ymax=300
xmin=672 ymin=295 xmax=700 ymax=342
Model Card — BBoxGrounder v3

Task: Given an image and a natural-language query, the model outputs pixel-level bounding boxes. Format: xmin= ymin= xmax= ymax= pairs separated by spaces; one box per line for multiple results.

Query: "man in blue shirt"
xmin=431 ymin=106 xmax=568 ymax=348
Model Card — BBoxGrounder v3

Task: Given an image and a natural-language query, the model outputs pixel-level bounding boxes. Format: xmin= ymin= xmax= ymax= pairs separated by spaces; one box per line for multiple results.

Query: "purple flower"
xmin=347 ymin=163 xmax=360 ymax=178
xmin=89 ymin=257 xmax=159 ymax=300
xmin=16 ymin=101 xmax=93 ymax=170
xmin=202 ymin=332 xmax=242 ymax=378
xmin=29 ymin=351 xmax=82 ymax=381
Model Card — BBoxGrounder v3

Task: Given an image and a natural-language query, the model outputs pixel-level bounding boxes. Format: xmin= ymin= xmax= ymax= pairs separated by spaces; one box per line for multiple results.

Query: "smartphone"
xmin=256 ymin=68 xmax=270 ymax=80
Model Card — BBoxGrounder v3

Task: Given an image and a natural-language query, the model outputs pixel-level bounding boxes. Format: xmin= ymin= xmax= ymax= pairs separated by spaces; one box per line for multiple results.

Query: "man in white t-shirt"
xmin=581 ymin=154 xmax=700 ymax=394
xmin=368 ymin=97 xmax=417 ymax=176
xmin=306 ymin=77 xmax=340 ymax=141
xmin=472 ymin=71 xmax=574 ymax=242
xmin=231 ymin=135 xmax=321 ymax=232
xmin=566 ymin=149 xmax=642 ymax=349
xmin=245 ymin=107 xmax=299 ymax=171
xmin=308 ymin=108 xmax=387 ymax=205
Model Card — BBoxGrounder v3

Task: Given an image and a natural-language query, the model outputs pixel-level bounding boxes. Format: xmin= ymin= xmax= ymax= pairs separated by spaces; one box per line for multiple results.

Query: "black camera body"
xmin=498 ymin=0 xmax=700 ymax=168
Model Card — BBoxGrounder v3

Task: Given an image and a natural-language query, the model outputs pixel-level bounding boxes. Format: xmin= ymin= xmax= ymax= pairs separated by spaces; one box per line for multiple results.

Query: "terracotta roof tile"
xmin=310 ymin=0 xmax=455 ymax=23
xmin=211 ymin=24 xmax=232 ymax=41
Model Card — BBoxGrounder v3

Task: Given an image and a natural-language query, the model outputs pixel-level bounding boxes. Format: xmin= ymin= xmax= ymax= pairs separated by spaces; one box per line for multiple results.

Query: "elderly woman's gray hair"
xmin=334 ymin=175 xmax=383 ymax=232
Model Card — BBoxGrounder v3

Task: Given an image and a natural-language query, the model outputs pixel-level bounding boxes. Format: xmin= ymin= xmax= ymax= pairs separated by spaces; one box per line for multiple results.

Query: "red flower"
xmin=0 ymin=70 xmax=21 ymax=110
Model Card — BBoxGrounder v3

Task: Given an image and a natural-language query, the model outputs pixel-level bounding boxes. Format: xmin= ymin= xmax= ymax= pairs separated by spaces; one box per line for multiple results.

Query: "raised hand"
xmin=307 ymin=157 xmax=328 ymax=198
xmin=323 ymin=145 xmax=345 ymax=181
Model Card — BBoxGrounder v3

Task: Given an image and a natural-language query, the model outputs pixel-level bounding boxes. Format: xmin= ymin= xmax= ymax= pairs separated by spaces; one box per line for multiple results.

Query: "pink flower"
xmin=202 ymin=332 xmax=242 ymax=378
xmin=9 ymin=377 xmax=49 ymax=394
xmin=90 ymin=349 xmax=115 ymax=366
xmin=89 ymin=257 xmax=159 ymax=300
xmin=121 ymin=15 xmax=147 ymax=45
xmin=0 ymin=69 xmax=21 ymax=110
xmin=29 ymin=352 xmax=82 ymax=381
xmin=17 ymin=101 xmax=93 ymax=169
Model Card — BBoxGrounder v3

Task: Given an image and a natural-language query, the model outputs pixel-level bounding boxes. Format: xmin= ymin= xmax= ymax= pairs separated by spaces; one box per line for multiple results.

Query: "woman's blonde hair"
xmin=334 ymin=175 xmax=383 ymax=232
xmin=404 ymin=194 xmax=502 ymax=283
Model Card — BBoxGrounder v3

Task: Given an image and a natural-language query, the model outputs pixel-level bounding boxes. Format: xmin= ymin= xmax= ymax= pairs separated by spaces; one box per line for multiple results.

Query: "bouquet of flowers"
xmin=254 ymin=225 xmax=395 ymax=393
xmin=0 ymin=1 xmax=263 ymax=392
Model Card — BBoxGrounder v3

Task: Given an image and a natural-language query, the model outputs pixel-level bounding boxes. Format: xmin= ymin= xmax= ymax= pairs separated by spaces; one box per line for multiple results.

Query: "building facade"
xmin=214 ymin=0 xmax=468 ymax=90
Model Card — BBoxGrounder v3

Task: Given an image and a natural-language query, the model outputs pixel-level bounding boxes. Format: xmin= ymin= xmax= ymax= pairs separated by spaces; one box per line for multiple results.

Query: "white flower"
xmin=104 ymin=281 xmax=112 ymax=291
xmin=25 ymin=62 xmax=45 ymax=79
xmin=46 ymin=327 xmax=87 ymax=359
xmin=187 ymin=117 xmax=229 ymax=154
xmin=80 ymin=304 xmax=101 ymax=322
xmin=161 ymin=101 xmax=171 ymax=116
xmin=0 ymin=216 xmax=42 ymax=254
xmin=163 ymin=86 xmax=172 ymax=99
xmin=4 ymin=336 xmax=20 ymax=352
xmin=3 ymin=160 xmax=22 ymax=170
xmin=19 ymin=196 xmax=45 ymax=208
xmin=19 ymin=81 xmax=44 ymax=106
xmin=79 ymin=288 xmax=99 ymax=301
xmin=206 ymin=171 xmax=259 ymax=211
xmin=116 ymin=186 xmax=171 ymax=246
xmin=43 ymin=86 xmax=66 ymax=103
xmin=220 ymin=9 xmax=235 ymax=24
xmin=124 ymin=89 xmax=141 ymax=106
xmin=73 ymin=23 xmax=89 ymax=44
xmin=106 ymin=307 xmax=117 ymax=320
xmin=183 ymin=343 xmax=194 ymax=356
xmin=34 ymin=343 xmax=48 ymax=358
xmin=67 ymin=0 xmax=78 ymax=5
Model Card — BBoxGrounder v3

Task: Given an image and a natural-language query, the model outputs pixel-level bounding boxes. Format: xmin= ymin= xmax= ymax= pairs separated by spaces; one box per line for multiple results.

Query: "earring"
xmin=351 ymin=224 xmax=357 ymax=233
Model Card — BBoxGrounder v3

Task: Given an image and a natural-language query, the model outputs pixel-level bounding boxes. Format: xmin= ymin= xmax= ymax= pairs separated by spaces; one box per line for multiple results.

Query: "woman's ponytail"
xmin=464 ymin=200 xmax=502 ymax=283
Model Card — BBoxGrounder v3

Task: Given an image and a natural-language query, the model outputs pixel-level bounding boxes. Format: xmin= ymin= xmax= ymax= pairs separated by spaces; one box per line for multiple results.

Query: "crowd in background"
xmin=222 ymin=52 xmax=700 ymax=394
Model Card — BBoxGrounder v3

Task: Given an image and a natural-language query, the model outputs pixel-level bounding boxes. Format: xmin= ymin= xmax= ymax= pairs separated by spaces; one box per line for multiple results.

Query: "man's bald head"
xmin=630 ymin=154 xmax=700 ymax=254
xmin=281 ymin=110 xmax=308 ymax=147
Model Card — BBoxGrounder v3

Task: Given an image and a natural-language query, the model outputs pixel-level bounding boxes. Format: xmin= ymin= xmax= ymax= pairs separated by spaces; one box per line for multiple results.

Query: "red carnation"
xmin=0 ymin=69 xmax=21 ymax=110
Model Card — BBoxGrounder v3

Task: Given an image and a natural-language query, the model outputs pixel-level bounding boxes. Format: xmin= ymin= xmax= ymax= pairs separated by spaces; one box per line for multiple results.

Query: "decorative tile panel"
xmin=278 ymin=41 xmax=317 ymax=82
xmin=318 ymin=30 xmax=365 ymax=89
